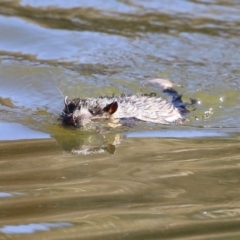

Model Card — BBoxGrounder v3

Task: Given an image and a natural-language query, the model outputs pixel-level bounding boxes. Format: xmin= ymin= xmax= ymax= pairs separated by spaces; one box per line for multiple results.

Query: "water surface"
xmin=0 ymin=0 xmax=240 ymax=239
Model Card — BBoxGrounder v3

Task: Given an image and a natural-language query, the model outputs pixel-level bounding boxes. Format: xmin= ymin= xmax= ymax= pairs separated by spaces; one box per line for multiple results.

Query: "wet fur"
xmin=60 ymin=88 xmax=190 ymax=127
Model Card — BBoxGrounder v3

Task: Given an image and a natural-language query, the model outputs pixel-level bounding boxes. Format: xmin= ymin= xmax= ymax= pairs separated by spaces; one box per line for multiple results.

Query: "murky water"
xmin=1 ymin=0 xmax=240 ymax=239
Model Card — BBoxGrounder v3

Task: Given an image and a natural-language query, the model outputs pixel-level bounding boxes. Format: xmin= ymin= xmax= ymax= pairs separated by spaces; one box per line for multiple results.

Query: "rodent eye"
xmin=67 ymin=103 xmax=78 ymax=113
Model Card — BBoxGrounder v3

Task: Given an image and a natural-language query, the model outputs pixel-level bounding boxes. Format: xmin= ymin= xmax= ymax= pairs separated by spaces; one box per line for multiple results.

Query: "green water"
xmin=0 ymin=0 xmax=240 ymax=239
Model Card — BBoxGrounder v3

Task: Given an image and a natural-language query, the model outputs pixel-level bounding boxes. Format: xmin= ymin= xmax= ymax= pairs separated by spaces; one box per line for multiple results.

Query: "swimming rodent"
xmin=60 ymin=79 xmax=191 ymax=127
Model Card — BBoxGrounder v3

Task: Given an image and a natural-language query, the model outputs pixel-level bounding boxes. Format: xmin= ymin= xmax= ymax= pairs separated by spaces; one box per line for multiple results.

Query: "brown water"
xmin=1 ymin=0 xmax=240 ymax=239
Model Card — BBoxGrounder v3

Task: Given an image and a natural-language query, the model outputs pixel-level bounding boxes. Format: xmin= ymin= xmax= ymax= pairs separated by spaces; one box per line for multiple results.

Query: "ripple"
xmin=193 ymin=208 xmax=240 ymax=220
xmin=126 ymin=129 xmax=228 ymax=138
xmin=0 ymin=191 xmax=24 ymax=198
xmin=0 ymin=122 xmax=50 ymax=141
xmin=0 ymin=222 xmax=73 ymax=235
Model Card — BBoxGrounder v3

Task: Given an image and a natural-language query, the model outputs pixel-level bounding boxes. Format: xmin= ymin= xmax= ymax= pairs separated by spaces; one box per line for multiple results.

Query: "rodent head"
xmin=61 ymin=96 xmax=118 ymax=127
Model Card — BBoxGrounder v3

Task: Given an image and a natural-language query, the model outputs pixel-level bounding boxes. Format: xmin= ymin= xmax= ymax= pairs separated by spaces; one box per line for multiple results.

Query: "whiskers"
xmin=56 ymin=87 xmax=65 ymax=98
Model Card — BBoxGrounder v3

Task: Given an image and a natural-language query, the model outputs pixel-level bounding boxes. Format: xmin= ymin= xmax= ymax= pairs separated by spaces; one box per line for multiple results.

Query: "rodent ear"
xmin=64 ymin=96 xmax=72 ymax=105
xmin=103 ymin=101 xmax=118 ymax=115
xmin=64 ymin=96 xmax=76 ymax=114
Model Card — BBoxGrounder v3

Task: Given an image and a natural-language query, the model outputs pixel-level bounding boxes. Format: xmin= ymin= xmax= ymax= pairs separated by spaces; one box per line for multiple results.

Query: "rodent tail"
xmin=147 ymin=78 xmax=195 ymax=113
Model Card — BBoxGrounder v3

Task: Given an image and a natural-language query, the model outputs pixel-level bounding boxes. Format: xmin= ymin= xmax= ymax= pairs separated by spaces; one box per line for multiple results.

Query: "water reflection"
xmin=53 ymin=131 xmax=122 ymax=154
xmin=0 ymin=122 xmax=50 ymax=141
xmin=1 ymin=136 xmax=240 ymax=239
xmin=53 ymin=128 xmax=232 ymax=155
xmin=0 ymin=192 xmax=24 ymax=198
xmin=0 ymin=222 xmax=73 ymax=234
